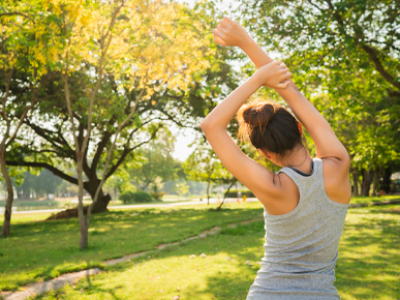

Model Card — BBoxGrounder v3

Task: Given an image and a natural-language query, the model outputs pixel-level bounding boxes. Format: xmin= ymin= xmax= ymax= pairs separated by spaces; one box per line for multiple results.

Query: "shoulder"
xmin=319 ymin=156 xmax=352 ymax=204
xmin=256 ymin=171 xmax=300 ymax=215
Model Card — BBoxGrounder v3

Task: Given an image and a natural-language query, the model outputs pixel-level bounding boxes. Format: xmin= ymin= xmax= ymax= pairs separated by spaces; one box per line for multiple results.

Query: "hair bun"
xmin=241 ymin=103 xmax=276 ymax=128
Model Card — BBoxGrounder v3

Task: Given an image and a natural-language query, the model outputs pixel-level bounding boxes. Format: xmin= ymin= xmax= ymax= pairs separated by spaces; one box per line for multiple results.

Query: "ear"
xmin=297 ymin=122 xmax=303 ymax=136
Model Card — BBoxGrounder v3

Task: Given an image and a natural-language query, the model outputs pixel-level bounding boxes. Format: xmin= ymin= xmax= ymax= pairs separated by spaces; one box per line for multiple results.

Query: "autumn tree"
xmin=6 ymin=1 xmax=242 ymax=224
xmin=0 ymin=1 xmax=60 ymax=236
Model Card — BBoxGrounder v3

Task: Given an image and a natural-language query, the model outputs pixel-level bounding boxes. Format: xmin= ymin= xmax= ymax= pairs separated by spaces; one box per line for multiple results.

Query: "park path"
xmin=11 ymin=198 xmax=257 ymax=215
xmin=1 ymin=217 xmax=263 ymax=300
xmin=11 ymin=197 xmax=400 ymax=215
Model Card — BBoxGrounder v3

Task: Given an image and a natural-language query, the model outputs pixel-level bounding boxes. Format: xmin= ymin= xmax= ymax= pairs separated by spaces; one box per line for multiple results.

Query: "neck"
xmin=282 ymin=146 xmax=312 ymax=173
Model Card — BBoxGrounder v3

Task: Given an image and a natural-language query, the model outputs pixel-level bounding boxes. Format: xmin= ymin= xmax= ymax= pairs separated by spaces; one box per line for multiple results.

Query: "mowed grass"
xmin=0 ymin=203 xmax=263 ymax=292
xmin=33 ymin=204 xmax=400 ymax=300
xmin=350 ymin=195 xmax=400 ymax=205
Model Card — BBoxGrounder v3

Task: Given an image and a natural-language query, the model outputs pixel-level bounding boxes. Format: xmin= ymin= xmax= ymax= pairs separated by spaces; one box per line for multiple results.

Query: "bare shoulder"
xmin=320 ymin=156 xmax=352 ymax=205
xmin=257 ymin=172 xmax=300 ymax=215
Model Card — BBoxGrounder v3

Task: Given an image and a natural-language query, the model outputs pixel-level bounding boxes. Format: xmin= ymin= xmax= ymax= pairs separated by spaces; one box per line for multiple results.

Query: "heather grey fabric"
xmin=246 ymin=157 xmax=350 ymax=300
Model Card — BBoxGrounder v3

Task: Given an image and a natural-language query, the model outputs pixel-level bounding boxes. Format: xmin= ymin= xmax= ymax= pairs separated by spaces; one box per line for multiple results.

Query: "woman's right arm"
xmin=213 ymin=17 xmax=350 ymax=165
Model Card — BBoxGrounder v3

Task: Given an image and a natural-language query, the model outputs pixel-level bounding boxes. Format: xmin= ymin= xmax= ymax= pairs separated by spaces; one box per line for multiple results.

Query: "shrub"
xmin=119 ymin=191 xmax=152 ymax=204
xmin=133 ymin=191 xmax=152 ymax=203
xmin=119 ymin=191 xmax=135 ymax=204
xmin=223 ymin=189 xmax=254 ymax=198
xmin=150 ymin=191 xmax=165 ymax=201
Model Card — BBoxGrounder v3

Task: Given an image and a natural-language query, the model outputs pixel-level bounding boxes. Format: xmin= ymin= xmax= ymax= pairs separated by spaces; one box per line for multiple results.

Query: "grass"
xmin=350 ymin=195 xmax=400 ymax=205
xmin=0 ymin=196 xmax=200 ymax=212
xmin=1 ymin=199 xmax=399 ymax=299
xmin=0 ymin=203 xmax=263 ymax=292
xmin=33 ymin=205 xmax=400 ymax=300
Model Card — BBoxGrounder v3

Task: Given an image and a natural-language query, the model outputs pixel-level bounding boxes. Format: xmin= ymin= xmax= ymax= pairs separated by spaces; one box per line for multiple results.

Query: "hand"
xmin=254 ymin=61 xmax=292 ymax=89
xmin=212 ymin=16 xmax=253 ymax=48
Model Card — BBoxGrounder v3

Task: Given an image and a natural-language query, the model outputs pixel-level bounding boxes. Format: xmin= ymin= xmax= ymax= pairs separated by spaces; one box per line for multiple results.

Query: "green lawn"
xmin=0 ymin=203 xmax=263 ymax=292
xmin=1 ymin=200 xmax=399 ymax=299
xmin=0 ymin=196 xmax=200 ymax=212
xmin=350 ymin=195 xmax=400 ymax=205
xmin=33 ymin=204 xmax=400 ymax=300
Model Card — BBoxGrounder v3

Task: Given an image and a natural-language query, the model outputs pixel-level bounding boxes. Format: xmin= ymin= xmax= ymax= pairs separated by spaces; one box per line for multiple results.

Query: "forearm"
xmin=240 ymin=40 xmax=348 ymax=159
xmin=241 ymin=39 xmax=274 ymax=68
xmin=200 ymin=75 xmax=261 ymax=130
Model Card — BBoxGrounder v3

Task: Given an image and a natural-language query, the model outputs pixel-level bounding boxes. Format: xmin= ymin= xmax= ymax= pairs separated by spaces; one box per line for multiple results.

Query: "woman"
xmin=200 ymin=17 xmax=351 ymax=299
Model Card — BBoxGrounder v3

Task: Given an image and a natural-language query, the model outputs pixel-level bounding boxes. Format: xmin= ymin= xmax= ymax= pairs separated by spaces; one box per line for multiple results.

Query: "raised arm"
xmin=200 ymin=61 xmax=291 ymax=204
xmin=213 ymin=17 xmax=350 ymax=166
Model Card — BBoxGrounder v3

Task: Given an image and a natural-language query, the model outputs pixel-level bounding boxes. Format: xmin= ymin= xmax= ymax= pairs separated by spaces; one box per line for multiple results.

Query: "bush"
xmin=224 ymin=189 xmax=254 ymax=198
xmin=119 ymin=191 xmax=153 ymax=204
xmin=150 ymin=191 xmax=165 ymax=201
xmin=119 ymin=191 xmax=135 ymax=204
xmin=133 ymin=191 xmax=153 ymax=203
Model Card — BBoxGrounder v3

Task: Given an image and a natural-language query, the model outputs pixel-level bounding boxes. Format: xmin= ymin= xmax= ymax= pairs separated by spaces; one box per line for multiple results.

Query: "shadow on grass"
xmin=0 ymin=206 xmax=264 ymax=292
xmin=53 ymin=209 xmax=400 ymax=300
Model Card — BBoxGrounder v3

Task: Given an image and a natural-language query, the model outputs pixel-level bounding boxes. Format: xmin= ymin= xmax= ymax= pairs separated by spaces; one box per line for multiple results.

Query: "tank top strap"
xmin=278 ymin=158 xmax=324 ymax=198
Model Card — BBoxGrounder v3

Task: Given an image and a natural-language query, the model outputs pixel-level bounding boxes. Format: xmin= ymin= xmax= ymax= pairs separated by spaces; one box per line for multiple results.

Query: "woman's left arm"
xmin=200 ymin=62 xmax=291 ymax=203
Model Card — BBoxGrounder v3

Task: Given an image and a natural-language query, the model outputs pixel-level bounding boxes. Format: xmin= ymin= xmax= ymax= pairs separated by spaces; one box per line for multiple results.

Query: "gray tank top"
xmin=247 ymin=157 xmax=350 ymax=300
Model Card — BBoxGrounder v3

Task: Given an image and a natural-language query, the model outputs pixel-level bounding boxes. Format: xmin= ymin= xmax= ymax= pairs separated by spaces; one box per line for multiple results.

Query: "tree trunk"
xmin=85 ymin=179 xmax=111 ymax=213
xmin=0 ymin=152 xmax=14 ymax=237
xmin=382 ymin=167 xmax=392 ymax=194
xmin=352 ymin=168 xmax=359 ymax=197
xmin=373 ymin=167 xmax=383 ymax=195
xmin=361 ymin=169 xmax=374 ymax=196
xmin=216 ymin=180 xmax=236 ymax=210
xmin=206 ymin=178 xmax=211 ymax=205
xmin=77 ymin=158 xmax=88 ymax=249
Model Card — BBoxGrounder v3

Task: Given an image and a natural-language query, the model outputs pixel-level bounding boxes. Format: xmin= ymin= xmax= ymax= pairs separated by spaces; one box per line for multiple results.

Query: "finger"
xmin=222 ymin=16 xmax=234 ymax=24
xmin=219 ymin=19 xmax=230 ymax=29
xmin=217 ymin=24 xmax=228 ymax=33
xmin=213 ymin=29 xmax=226 ymax=39
xmin=279 ymin=67 xmax=289 ymax=73
xmin=213 ymin=35 xmax=226 ymax=46
xmin=276 ymin=80 xmax=291 ymax=89
xmin=279 ymin=72 xmax=292 ymax=81
xmin=284 ymin=72 xmax=292 ymax=79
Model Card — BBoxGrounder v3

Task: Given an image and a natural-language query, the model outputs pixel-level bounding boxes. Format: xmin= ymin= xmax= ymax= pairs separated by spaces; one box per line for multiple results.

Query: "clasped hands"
xmin=212 ymin=16 xmax=292 ymax=89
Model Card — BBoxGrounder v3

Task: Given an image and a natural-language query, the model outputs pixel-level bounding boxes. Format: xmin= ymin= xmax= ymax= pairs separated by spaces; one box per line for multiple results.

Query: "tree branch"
xmin=0 ymin=12 xmax=35 ymax=24
xmin=361 ymin=44 xmax=400 ymax=90
xmin=6 ymin=160 xmax=78 ymax=185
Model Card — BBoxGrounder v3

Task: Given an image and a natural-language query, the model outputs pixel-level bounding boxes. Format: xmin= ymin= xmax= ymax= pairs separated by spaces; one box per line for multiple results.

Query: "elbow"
xmin=340 ymin=150 xmax=351 ymax=169
xmin=200 ymin=120 xmax=212 ymax=132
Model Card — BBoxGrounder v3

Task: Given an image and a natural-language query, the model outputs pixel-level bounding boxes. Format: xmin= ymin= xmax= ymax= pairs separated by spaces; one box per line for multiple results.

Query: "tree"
xmin=130 ymin=128 xmax=181 ymax=191
xmin=56 ymin=0 xmax=225 ymax=248
xmin=174 ymin=181 xmax=189 ymax=197
xmin=184 ymin=140 xmax=236 ymax=204
xmin=6 ymin=0 xmax=235 ymax=217
xmin=0 ymin=1 xmax=59 ymax=236
xmin=241 ymin=0 xmax=400 ymax=195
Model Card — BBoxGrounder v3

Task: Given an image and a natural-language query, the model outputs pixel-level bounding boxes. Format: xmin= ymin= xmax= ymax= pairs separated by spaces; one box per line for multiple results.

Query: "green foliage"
xmin=150 ymin=183 xmax=165 ymax=201
xmin=119 ymin=191 xmax=135 ymax=204
xmin=224 ymin=189 xmax=254 ymax=198
xmin=174 ymin=181 xmax=190 ymax=197
xmin=3 ymin=0 xmax=234 ymax=211
xmin=132 ymin=191 xmax=153 ymax=203
xmin=119 ymin=190 xmax=152 ymax=204
xmin=129 ymin=128 xmax=181 ymax=190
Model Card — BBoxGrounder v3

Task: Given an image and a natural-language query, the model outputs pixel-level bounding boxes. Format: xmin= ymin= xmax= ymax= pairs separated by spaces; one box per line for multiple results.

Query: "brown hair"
xmin=237 ymin=99 xmax=303 ymax=158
